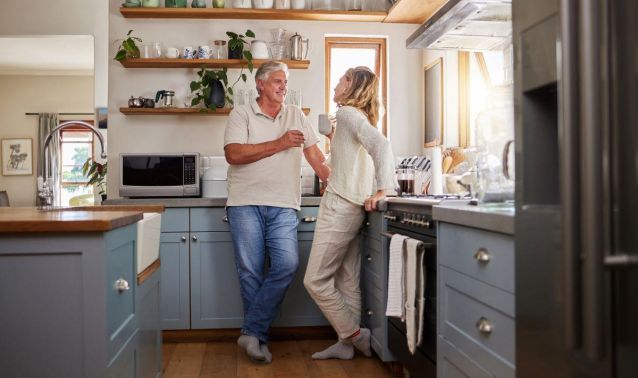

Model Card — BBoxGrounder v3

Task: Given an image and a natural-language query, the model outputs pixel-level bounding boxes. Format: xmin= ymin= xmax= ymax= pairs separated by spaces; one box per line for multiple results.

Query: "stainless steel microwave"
xmin=119 ymin=153 xmax=200 ymax=197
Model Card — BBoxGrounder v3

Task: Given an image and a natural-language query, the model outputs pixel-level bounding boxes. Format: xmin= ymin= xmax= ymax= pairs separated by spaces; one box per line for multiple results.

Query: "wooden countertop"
xmin=0 ymin=205 xmax=165 ymax=233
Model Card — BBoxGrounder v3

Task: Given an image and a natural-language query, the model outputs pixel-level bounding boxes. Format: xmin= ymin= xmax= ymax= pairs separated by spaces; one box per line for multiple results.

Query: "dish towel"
xmin=385 ymin=234 xmax=408 ymax=319
xmin=404 ymin=238 xmax=425 ymax=355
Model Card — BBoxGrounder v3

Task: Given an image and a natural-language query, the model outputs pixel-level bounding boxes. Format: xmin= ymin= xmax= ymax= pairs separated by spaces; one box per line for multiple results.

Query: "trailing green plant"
xmin=190 ymin=30 xmax=257 ymax=110
xmin=190 ymin=67 xmax=232 ymax=111
xmin=114 ymin=30 xmax=142 ymax=61
xmin=81 ymin=159 xmax=107 ymax=197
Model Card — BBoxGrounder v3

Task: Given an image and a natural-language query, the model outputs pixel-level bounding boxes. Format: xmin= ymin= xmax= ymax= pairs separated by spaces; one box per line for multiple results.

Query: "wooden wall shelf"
xmin=120 ymin=7 xmax=387 ymax=22
xmin=119 ymin=58 xmax=310 ymax=69
xmin=120 ymin=107 xmax=311 ymax=115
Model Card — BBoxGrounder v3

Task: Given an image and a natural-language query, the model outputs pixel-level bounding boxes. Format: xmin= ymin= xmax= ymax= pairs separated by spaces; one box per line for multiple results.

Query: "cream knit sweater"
xmin=327 ymin=106 xmax=397 ymax=205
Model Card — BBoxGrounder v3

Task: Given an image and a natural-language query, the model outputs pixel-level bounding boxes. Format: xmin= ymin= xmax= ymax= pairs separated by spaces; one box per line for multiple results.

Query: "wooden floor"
xmin=162 ymin=339 xmax=400 ymax=378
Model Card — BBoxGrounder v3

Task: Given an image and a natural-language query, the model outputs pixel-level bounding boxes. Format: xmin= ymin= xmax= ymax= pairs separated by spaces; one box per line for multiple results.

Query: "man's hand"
xmin=279 ymin=130 xmax=305 ymax=149
xmin=364 ymin=190 xmax=386 ymax=212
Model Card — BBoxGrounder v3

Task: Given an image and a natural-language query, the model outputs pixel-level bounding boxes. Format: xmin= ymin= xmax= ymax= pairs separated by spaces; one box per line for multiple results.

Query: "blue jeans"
xmin=226 ymin=206 xmax=299 ymax=342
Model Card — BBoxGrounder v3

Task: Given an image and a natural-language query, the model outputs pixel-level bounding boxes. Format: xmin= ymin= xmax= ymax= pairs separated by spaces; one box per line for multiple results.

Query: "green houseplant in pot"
xmin=190 ymin=68 xmax=231 ymax=111
xmin=82 ymin=158 xmax=107 ymax=202
xmin=227 ymin=29 xmax=255 ymax=62
xmin=113 ymin=30 xmax=142 ymax=61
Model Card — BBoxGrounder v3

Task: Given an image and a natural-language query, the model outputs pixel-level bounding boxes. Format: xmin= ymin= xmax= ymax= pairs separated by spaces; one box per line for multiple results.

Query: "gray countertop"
xmin=104 ymin=196 xmax=323 ymax=207
xmin=433 ymin=202 xmax=515 ymax=235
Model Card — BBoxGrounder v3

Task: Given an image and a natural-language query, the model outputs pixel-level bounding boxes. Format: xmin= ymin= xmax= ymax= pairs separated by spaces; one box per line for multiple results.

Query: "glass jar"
xmin=396 ymin=167 xmax=415 ymax=196
xmin=475 ymin=84 xmax=515 ymax=203
xmin=165 ymin=0 xmax=187 ymax=7
xmin=211 ymin=40 xmax=227 ymax=59
xmin=142 ymin=0 xmax=160 ymax=7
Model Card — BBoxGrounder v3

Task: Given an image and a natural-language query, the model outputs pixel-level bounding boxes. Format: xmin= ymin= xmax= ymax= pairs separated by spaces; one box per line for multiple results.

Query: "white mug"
xmin=166 ymin=47 xmax=180 ymax=59
xmin=318 ymin=114 xmax=333 ymax=135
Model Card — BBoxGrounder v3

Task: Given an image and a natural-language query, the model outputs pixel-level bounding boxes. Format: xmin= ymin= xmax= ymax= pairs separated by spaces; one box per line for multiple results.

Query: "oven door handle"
xmin=380 ymin=231 xmax=433 ymax=248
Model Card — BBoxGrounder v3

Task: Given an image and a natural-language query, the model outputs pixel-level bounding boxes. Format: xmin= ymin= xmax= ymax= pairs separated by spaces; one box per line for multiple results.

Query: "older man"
xmin=224 ymin=61 xmax=330 ymax=363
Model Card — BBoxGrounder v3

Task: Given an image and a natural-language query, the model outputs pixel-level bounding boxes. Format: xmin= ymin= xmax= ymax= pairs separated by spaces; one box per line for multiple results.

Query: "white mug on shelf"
xmin=166 ymin=47 xmax=180 ymax=59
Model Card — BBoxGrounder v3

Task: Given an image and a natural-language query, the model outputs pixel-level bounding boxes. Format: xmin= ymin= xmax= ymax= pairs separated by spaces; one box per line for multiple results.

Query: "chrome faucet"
xmin=38 ymin=121 xmax=107 ymax=208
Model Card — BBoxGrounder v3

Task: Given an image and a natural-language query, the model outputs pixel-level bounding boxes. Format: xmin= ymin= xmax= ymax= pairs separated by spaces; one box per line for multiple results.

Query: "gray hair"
xmin=255 ymin=61 xmax=289 ymax=82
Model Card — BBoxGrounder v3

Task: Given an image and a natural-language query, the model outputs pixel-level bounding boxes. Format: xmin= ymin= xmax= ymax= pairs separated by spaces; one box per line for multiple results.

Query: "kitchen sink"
xmin=40 ymin=206 xmax=162 ymax=274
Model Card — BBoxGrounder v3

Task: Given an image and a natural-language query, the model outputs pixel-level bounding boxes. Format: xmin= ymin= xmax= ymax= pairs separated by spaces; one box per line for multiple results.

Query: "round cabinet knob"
xmin=181 ymin=236 xmax=187 ymax=242
xmin=367 ymin=309 xmax=373 ymax=316
xmin=192 ymin=235 xmax=198 ymax=242
xmin=474 ymin=248 xmax=491 ymax=263
xmin=115 ymin=278 xmax=130 ymax=292
xmin=366 ymin=255 xmax=372 ymax=262
xmin=302 ymin=216 xmax=317 ymax=223
xmin=222 ymin=215 xmax=229 ymax=223
xmin=476 ymin=317 xmax=493 ymax=334
xmin=366 ymin=221 xmax=371 ymax=226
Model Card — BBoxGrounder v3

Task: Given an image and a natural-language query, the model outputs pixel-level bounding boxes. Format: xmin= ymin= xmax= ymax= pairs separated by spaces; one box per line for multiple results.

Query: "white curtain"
xmin=37 ymin=113 xmax=60 ymax=206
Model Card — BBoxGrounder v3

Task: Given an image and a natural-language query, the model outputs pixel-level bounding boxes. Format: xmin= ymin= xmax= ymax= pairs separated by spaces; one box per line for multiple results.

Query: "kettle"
xmin=155 ymin=90 xmax=175 ymax=108
xmin=290 ymin=33 xmax=309 ymax=61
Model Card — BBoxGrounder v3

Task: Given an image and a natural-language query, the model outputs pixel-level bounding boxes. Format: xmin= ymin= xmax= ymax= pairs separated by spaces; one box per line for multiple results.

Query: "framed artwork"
xmin=424 ymin=58 xmax=444 ymax=147
xmin=97 ymin=107 xmax=108 ymax=129
xmin=2 ymin=138 xmax=33 ymax=176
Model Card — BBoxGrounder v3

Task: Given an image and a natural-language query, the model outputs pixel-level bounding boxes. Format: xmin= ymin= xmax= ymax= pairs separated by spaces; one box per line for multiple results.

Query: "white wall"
xmin=0 ymin=0 xmax=108 ymax=107
xmin=108 ymin=2 xmax=423 ymax=198
xmin=0 ymin=76 xmax=94 ymax=206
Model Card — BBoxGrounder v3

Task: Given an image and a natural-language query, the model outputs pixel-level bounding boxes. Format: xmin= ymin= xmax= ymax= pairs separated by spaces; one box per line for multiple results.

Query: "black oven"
xmin=384 ymin=205 xmax=437 ymax=378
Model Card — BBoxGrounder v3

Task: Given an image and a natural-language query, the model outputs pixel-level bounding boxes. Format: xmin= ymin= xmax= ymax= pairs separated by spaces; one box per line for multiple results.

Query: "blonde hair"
xmin=337 ymin=66 xmax=380 ymax=126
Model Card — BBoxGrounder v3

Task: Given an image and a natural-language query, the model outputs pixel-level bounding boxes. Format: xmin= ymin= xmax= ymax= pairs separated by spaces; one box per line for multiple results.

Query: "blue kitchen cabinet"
xmin=159 ymin=208 xmax=191 ymax=330
xmin=136 ymin=266 xmax=162 ymax=378
xmin=360 ymin=210 xmax=395 ymax=362
xmin=0 ymin=223 xmax=152 ymax=377
xmin=274 ymin=230 xmax=329 ymax=327
xmin=190 ymin=231 xmax=244 ymax=328
xmin=437 ymin=222 xmax=516 ymax=378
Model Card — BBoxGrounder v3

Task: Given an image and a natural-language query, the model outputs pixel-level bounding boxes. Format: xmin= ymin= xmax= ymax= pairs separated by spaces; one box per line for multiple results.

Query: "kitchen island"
xmin=0 ymin=205 xmax=164 ymax=378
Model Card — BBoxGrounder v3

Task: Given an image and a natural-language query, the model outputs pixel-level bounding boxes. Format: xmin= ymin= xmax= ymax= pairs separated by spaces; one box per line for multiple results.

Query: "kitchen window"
xmin=325 ymin=37 xmax=387 ymax=136
xmin=59 ymin=123 xmax=95 ymax=206
xmin=458 ymin=49 xmax=511 ymax=147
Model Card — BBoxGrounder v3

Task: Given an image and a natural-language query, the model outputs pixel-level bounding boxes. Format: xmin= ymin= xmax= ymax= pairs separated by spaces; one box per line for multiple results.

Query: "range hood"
xmin=406 ymin=0 xmax=511 ymax=51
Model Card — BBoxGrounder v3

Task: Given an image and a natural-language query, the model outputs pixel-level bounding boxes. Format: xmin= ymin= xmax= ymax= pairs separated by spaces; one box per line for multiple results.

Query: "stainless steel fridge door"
xmin=608 ymin=1 xmax=638 ymax=376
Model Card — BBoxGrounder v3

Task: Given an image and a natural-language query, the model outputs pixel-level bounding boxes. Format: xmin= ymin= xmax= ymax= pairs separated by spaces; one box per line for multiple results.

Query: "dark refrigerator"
xmin=514 ymin=0 xmax=638 ymax=377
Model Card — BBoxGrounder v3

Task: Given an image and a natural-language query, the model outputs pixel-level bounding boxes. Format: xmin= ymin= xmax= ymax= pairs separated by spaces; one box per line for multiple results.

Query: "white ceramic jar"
xmin=253 ymin=0 xmax=273 ymax=8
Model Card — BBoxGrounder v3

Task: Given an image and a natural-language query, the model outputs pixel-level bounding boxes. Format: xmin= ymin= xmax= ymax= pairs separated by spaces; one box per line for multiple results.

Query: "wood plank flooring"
xmin=162 ymin=340 xmax=399 ymax=378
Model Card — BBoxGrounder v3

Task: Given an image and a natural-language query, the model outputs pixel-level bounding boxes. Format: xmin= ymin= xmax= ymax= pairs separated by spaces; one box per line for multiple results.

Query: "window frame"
xmin=324 ymin=37 xmax=388 ymax=136
xmin=59 ymin=121 xmax=95 ymax=189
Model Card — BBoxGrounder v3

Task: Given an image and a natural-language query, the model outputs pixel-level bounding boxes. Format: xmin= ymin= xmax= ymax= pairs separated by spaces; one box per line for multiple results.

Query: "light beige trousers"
xmin=303 ymin=191 xmax=366 ymax=340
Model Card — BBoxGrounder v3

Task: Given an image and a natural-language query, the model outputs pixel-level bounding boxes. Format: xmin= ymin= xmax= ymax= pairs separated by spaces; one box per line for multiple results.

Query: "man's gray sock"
xmin=237 ymin=335 xmax=266 ymax=362
xmin=352 ymin=328 xmax=372 ymax=357
xmin=260 ymin=343 xmax=272 ymax=364
xmin=311 ymin=341 xmax=354 ymax=360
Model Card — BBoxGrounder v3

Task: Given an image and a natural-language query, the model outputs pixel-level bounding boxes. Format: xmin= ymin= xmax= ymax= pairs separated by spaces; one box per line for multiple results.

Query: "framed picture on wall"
xmin=1 ymin=138 xmax=33 ymax=176
xmin=96 ymin=107 xmax=108 ymax=129
xmin=424 ymin=58 xmax=444 ymax=147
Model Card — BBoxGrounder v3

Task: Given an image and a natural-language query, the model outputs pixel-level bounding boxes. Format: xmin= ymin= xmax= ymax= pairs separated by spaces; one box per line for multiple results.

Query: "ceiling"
xmin=0 ymin=36 xmax=94 ymax=76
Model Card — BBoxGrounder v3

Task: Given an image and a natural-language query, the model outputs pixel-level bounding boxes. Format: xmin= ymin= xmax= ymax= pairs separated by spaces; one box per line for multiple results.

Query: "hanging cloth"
xmin=37 ymin=113 xmax=60 ymax=206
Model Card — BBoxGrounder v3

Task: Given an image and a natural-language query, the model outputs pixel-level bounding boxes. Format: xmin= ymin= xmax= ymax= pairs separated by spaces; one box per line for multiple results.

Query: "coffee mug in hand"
xmin=318 ymin=114 xmax=333 ymax=135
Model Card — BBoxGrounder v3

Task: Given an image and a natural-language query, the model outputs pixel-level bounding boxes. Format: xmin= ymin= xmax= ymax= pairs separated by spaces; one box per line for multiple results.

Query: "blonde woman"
xmin=303 ymin=67 xmax=396 ymax=359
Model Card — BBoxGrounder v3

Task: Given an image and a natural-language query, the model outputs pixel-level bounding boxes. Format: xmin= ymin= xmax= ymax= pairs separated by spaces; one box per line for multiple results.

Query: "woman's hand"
xmin=364 ymin=190 xmax=386 ymax=212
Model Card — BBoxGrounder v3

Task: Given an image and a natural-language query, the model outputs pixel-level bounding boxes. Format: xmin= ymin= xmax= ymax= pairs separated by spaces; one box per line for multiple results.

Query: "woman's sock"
xmin=311 ymin=341 xmax=354 ymax=360
xmin=351 ymin=328 xmax=372 ymax=357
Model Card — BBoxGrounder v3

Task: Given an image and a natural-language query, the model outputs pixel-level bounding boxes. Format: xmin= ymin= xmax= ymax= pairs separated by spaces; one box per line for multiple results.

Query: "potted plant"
xmin=190 ymin=68 xmax=232 ymax=110
xmin=82 ymin=158 xmax=107 ymax=202
xmin=227 ymin=29 xmax=255 ymax=61
xmin=114 ymin=30 xmax=142 ymax=61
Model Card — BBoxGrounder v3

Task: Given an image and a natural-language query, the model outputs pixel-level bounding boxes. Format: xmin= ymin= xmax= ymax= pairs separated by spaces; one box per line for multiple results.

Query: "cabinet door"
xmin=159 ymin=232 xmax=190 ymax=330
xmin=190 ymin=232 xmax=244 ymax=329
xmin=275 ymin=231 xmax=328 ymax=327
